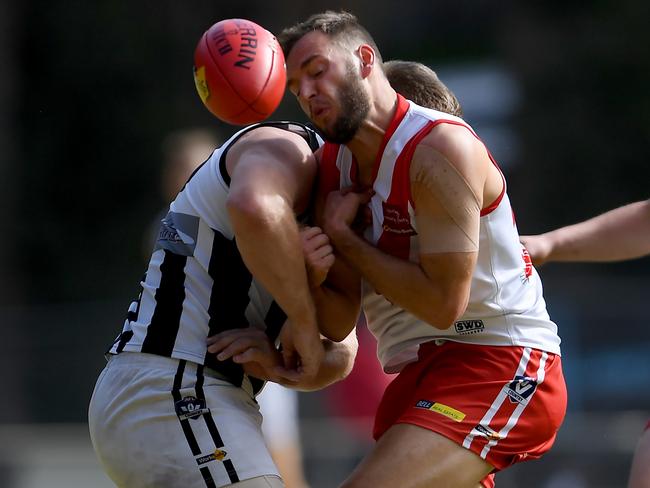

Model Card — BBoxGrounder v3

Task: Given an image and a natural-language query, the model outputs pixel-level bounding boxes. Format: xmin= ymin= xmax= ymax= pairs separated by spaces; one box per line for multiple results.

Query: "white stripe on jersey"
xmin=131 ymin=249 xmax=165 ymax=345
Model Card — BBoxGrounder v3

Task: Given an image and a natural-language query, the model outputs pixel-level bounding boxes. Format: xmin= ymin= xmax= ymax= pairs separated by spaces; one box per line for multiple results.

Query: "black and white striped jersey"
xmin=109 ymin=121 xmax=322 ymax=394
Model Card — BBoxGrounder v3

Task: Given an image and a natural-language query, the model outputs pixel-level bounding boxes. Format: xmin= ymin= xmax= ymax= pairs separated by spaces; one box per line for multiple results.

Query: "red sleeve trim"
xmin=425 ymin=119 xmax=506 ymax=217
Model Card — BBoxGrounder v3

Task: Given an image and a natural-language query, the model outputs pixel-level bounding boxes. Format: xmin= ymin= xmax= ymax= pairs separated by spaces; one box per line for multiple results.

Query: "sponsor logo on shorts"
xmin=196 ymin=449 xmax=227 ymax=465
xmin=505 ymin=376 xmax=538 ymax=405
xmin=415 ymin=400 xmax=466 ymax=422
xmin=474 ymin=424 xmax=503 ymax=441
xmin=415 ymin=400 xmax=434 ymax=409
xmin=454 ymin=319 xmax=485 ymax=335
xmin=175 ymin=396 xmax=210 ymax=420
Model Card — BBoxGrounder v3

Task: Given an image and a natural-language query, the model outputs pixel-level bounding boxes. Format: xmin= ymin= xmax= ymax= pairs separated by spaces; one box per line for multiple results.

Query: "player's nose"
xmin=298 ymin=78 xmax=317 ymax=102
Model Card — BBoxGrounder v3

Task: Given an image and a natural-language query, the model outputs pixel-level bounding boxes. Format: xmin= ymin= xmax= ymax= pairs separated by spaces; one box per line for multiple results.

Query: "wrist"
xmin=324 ymin=219 xmax=355 ymax=246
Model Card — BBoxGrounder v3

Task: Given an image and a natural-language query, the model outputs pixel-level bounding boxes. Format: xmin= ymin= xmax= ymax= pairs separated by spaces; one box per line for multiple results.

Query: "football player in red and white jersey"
xmin=281 ymin=11 xmax=567 ymax=488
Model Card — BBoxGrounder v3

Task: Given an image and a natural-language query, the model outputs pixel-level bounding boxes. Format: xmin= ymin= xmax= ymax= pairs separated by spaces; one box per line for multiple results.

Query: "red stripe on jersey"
xmin=376 ymin=121 xmax=436 ymax=260
xmin=369 ymin=94 xmax=410 ymax=185
xmin=350 ymin=156 xmax=359 ymax=186
xmin=318 ymin=142 xmax=342 ymax=197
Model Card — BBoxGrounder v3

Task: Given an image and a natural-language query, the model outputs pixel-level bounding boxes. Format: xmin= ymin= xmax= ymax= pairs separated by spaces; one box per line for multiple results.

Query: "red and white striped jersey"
xmin=319 ymin=95 xmax=561 ymax=373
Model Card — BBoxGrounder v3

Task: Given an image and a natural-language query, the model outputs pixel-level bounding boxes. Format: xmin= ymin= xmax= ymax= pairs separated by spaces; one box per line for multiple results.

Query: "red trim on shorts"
xmin=645 ymin=419 xmax=650 ymax=432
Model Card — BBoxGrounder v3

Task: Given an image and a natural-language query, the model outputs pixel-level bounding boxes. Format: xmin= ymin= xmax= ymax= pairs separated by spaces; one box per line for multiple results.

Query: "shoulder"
xmin=420 ymin=122 xmax=479 ymax=161
xmin=226 ymin=125 xmax=317 ymax=178
xmin=411 ymin=121 xmax=487 ymax=178
xmin=235 ymin=125 xmax=314 ymax=161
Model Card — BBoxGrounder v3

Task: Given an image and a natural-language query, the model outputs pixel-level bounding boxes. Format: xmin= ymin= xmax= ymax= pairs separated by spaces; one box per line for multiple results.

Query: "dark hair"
xmin=384 ymin=60 xmax=463 ymax=117
xmin=279 ymin=10 xmax=382 ymax=62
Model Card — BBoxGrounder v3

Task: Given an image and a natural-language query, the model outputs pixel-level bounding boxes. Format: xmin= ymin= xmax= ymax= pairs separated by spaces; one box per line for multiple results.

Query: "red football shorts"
xmin=373 ymin=341 xmax=567 ymax=488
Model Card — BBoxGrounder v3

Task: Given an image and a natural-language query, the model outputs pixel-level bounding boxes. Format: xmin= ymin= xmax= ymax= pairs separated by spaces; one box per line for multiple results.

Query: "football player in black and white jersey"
xmin=88 ymin=122 xmax=361 ymax=488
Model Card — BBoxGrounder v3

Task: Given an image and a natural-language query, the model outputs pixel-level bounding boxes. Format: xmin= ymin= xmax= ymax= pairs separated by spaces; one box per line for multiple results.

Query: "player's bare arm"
xmin=324 ymin=124 xmax=499 ymax=329
xmin=207 ymin=327 xmax=358 ymax=391
xmin=225 ymin=126 xmax=324 ymax=377
xmin=521 ymin=198 xmax=650 ymax=265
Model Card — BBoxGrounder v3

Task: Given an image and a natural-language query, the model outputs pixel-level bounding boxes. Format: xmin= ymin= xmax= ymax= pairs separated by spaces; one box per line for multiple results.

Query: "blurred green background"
xmin=0 ymin=1 xmax=648 ymax=487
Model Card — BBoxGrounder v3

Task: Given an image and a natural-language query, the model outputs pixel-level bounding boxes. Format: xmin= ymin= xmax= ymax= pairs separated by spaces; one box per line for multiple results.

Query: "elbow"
xmin=321 ymin=328 xmax=352 ymax=343
xmin=227 ymin=191 xmax=287 ymax=228
xmin=226 ymin=192 xmax=264 ymax=221
xmin=424 ymin=294 xmax=469 ymax=330
xmin=226 ymin=191 xmax=263 ymax=216
xmin=339 ymin=330 xmax=359 ymax=379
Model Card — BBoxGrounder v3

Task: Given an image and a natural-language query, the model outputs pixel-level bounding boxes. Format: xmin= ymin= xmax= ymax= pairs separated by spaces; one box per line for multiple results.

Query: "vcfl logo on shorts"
xmin=175 ymin=396 xmax=210 ymax=420
xmin=505 ymin=376 xmax=538 ymax=405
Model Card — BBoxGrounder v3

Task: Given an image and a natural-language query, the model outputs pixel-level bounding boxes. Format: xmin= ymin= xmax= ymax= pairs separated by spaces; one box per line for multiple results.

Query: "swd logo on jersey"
xmin=505 ymin=376 xmax=538 ymax=404
xmin=454 ymin=319 xmax=485 ymax=335
xmin=175 ymin=396 xmax=210 ymax=420
xmin=196 ymin=449 xmax=227 ymax=466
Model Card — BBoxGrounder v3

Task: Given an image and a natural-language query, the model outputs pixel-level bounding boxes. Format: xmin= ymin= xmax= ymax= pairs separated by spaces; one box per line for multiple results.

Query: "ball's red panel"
xmin=193 ymin=18 xmax=286 ymax=125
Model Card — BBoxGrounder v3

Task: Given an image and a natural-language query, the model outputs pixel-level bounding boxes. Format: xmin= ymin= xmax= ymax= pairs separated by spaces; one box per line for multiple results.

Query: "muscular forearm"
xmin=291 ymin=331 xmax=358 ymax=391
xmin=229 ymin=199 xmax=317 ymax=328
xmin=332 ymin=229 xmax=466 ymax=329
xmin=544 ymin=200 xmax=650 ymax=262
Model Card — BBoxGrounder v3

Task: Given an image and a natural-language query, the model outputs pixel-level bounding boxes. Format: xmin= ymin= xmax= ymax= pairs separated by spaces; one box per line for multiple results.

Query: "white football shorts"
xmin=88 ymin=352 xmax=281 ymax=487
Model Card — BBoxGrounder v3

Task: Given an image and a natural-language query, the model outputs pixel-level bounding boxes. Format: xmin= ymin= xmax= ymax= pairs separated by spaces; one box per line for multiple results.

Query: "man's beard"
xmin=320 ymin=68 xmax=370 ymax=144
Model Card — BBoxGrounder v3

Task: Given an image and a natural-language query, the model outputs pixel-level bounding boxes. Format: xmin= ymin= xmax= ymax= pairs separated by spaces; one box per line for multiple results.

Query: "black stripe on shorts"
xmin=172 ymin=360 xmax=216 ymax=487
xmin=196 ymin=364 xmax=240 ymax=484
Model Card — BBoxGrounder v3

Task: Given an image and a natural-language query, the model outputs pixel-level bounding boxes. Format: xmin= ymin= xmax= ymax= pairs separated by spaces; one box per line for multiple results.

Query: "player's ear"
xmin=357 ymin=44 xmax=375 ymax=78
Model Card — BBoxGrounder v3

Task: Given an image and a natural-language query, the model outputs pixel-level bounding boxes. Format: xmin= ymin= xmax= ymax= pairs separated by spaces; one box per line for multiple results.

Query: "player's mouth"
xmin=310 ymin=105 xmax=330 ymax=122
